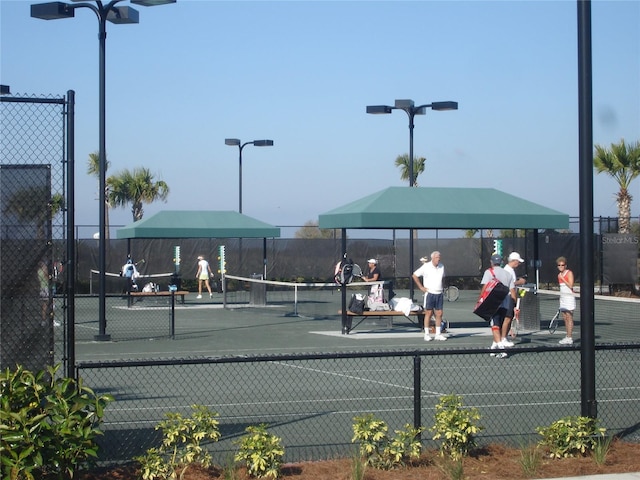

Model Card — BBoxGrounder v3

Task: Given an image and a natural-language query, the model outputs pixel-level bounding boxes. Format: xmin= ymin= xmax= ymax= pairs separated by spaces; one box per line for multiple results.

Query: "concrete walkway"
xmin=537 ymin=473 xmax=640 ymax=479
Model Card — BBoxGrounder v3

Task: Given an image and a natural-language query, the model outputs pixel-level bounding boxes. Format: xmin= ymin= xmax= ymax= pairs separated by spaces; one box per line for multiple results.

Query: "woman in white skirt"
xmin=557 ymin=256 xmax=575 ymax=345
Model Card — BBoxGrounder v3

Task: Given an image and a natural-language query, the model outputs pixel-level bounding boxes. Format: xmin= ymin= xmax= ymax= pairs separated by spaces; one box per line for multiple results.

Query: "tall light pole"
xmin=224 ymin=138 xmax=274 ymax=214
xmin=366 ymin=99 xmax=457 ymax=300
xmin=225 ymin=138 xmax=274 ymax=276
xmin=31 ymin=0 xmax=176 ymax=341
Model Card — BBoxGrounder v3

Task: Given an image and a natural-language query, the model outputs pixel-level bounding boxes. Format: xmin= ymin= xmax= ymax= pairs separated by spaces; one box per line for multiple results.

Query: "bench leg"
xmin=342 ymin=315 xmax=354 ymax=334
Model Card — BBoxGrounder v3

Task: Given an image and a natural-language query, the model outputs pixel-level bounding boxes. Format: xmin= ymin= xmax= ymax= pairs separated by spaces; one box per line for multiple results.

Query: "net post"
xmin=170 ymin=290 xmax=175 ymax=339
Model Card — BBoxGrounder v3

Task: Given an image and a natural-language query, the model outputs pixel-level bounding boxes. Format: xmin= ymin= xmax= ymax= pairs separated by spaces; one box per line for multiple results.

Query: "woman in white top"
xmin=195 ymin=256 xmax=214 ymax=299
xmin=557 ymin=256 xmax=575 ymax=345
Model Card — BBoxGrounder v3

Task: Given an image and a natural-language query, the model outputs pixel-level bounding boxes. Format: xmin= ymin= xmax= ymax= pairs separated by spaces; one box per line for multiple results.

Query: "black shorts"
xmin=505 ymin=297 xmax=516 ymax=319
xmin=490 ymin=307 xmax=508 ymax=328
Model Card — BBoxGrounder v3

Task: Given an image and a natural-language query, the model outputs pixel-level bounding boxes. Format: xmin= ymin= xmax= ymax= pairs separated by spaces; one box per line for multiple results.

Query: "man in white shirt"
xmin=412 ymin=251 xmax=446 ymax=341
xmin=502 ymin=252 xmax=527 ymax=346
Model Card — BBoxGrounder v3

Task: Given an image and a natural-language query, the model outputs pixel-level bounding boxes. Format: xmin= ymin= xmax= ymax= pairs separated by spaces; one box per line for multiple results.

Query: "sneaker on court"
xmin=53 ymin=320 xmax=61 ymax=327
xmin=490 ymin=342 xmax=500 ymax=357
xmin=196 ymin=294 xmax=202 ymax=299
xmin=209 ymin=293 xmax=213 ymax=298
xmin=559 ymin=337 xmax=574 ymax=345
xmin=424 ymin=334 xmax=432 ymax=342
xmin=434 ymin=334 xmax=447 ymax=341
xmin=500 ymin=339 xmax=514 ymax=348
xmin=495 ymin=352 xmax=508 ymax=359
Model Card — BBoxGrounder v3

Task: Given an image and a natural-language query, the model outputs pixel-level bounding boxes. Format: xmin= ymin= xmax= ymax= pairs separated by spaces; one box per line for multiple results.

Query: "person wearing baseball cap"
xmin=502 ymin=252 xmax=527 ymax=347
xmin=480 ymin=253 xmax=516 ymax=358
xmin=361 ymin=258 xmax=381 ymax=283
xmin=361 ymin=258 xmax=383 ymax=302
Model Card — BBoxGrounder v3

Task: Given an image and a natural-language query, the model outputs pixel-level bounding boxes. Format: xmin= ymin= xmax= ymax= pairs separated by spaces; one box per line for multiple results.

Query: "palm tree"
xmin=108 ymin=167 xmax=169 ymax=222
xmin=394 ymin=153 xmax=426 ymax=187
xmin=593 ymin=139 xmax=640 ymax=234
xmin=87 ymin=152 xmax=111 ymax=239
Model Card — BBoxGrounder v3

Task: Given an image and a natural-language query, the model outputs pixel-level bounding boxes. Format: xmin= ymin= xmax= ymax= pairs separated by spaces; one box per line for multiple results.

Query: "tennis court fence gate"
xmin=0 ymin=90 xmax=74 ymax=375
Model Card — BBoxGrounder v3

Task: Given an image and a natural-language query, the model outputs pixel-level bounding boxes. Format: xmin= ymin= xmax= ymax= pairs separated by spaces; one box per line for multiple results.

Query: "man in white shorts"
xmin=412 ymin=251 xmax=446 ymax=341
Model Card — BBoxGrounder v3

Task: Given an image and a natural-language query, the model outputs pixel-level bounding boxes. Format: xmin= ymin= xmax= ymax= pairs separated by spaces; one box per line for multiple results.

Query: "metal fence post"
xmin=413 ymin=355 xmax=422 ymax=437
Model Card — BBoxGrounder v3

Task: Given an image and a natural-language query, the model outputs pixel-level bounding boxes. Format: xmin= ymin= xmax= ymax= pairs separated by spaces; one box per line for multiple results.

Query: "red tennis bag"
xmin=473 ymin=272 xmax=509 ymax=321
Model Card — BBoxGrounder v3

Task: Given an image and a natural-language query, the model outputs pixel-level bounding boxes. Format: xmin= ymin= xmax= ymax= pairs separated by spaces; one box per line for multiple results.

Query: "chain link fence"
xmin=76 ymin=344 xmax=640 ymax=466
xmin=1 ymin=92 xmax=71 ymax=372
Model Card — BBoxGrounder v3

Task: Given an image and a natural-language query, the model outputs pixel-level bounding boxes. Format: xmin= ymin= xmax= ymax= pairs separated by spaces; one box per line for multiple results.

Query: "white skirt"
xmin=559 ymin=284 xmax=575 ymax=311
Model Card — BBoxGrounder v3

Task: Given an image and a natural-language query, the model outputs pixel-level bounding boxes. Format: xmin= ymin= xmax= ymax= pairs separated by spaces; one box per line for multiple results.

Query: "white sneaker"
xmin=500 ymin=339 xmax=514 ymax=348
xmin=209 ymin=293 xmax=213 ymax=298
xmin=559 ymin=337 xmax=574 ymax=345
xmin=53 ymin=320 xmax=61 ymax=327
xmin=196 ymin=294 xmax=202 ymax=299
xmin=490 ymin=342 xmax=499 ymax=357
xmin=434 ymin=334 xmax=447 ymax=341
xmin=424 ymin=334 xmax=432 ymax=341
xmin=495 ymin=352 xmax=508 ymax=359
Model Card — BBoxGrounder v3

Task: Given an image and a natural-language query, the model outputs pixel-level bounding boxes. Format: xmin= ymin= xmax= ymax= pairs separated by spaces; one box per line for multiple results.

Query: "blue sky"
xmin=1 ymin=0 xmax=639 ymax=237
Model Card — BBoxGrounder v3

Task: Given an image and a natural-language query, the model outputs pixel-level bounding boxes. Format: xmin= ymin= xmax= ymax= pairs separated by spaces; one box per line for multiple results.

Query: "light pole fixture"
xmin=366 ymin=98 xmax=458 ymax=300
xmin=0 ymin=85 xmax=11 ymax=95
xmin=31 ymin=0 xmax=176 ymax=342
xmin=224 ymin=138 xmax=274 ymax=214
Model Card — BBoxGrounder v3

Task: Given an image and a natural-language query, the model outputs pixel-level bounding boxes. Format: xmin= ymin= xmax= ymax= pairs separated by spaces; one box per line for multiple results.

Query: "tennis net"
xmin=222 ymin=274 xmax=388 ymax=319
xmin=89 ymin=270 xmax=174 ymax=295
xmin=534 ymin=289 xmax=640 ymax=343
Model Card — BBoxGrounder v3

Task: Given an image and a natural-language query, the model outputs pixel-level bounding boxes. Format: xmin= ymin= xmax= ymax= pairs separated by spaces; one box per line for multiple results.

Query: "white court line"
xmin=269 ymin=360 xmax=445 ymax=397
xmin=112 ymin=304 xmax=226 ymax=311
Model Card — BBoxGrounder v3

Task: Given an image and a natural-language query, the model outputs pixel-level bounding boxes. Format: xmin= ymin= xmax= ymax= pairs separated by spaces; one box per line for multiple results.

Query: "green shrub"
xmin=536 ymin=415 xmax=606 ymax=458
xmin=518 ymin=440 xmax=542 ymax=477
xmin=351 ymin=413 xmax=424 ymax=470
xmin=592 ymin=435 xmax=613 ymax=465
xmin=135 ymin=404 xmax=221 ymax=480
xmin=234 ymin=424 xmax=284 ymax=478
xmin=0 ymin=364 xmax=113 ymax=480
xmin=430 ymin=394 xmax=483 ymax=460
xmin=350 ymin=449 xmax=367 ymax=480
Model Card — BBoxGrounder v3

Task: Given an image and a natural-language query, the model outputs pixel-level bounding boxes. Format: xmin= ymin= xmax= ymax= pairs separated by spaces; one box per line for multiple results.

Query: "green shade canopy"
xmin=116 ymin=210 xmax=281 ymax=239
xmin=318 ymin=187 xmax=569 ymax=230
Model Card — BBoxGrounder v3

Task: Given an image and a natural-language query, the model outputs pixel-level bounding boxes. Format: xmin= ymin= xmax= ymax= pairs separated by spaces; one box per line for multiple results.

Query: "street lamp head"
xmin=131 ymin=0 xmax=176 ymax=5
xmin=0 ymin=85 xmax=10 ymax=95
xmin=107 ymin=6 xmax=139 ymax=24
xmin=430 ymin=101 xmax=458 ymax=111
xmin=225 ymin=138 xmax=241 ymax=146
xmin=394 ymin=99 xmax=415 ymax=109
xmin=253 ymin=140 xmax=274 ymax=147
xmin=31 ymin=2 xmax=75 ymax=20
xmin=366 ymin=105 xmax=392 ymax=114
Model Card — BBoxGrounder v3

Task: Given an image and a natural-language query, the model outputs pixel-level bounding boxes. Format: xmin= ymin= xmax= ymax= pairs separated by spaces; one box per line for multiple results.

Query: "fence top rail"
xmin=0 ymin=96 xmax=66 ymax=104
xmin=75 ymin=343 xmax=640 ymax=370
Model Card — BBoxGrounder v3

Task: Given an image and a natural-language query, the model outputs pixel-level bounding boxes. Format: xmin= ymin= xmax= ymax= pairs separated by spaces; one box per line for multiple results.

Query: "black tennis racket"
xmin=351 ymin=263 xmax=363 ymax=278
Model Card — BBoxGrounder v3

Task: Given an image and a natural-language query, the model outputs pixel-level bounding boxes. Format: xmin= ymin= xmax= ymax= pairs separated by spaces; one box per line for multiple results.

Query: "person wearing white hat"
xmin=501 ymin=252 xmax=527 ymax=346
xmin=362 ymin=258 xmax=383 ymax=301
xmin=412 ymin=251 xmax=447 ymax=341
xmin=361 ymin=259 xmax=380 ymax=282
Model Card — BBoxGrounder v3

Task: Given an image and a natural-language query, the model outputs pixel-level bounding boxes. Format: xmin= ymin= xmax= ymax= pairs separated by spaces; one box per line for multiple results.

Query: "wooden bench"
xmin=339 ymin=309 xmax=425 ymax=333
xmin=127 ymin=290 xmax=189 ymax=307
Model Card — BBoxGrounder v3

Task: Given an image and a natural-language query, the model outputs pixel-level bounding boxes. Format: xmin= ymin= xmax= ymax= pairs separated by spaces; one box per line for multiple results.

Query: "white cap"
xmin=508 ymin=252 xmax=524 ymax=263
xmin=367 ymin=258 xmax=378 ymax=264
